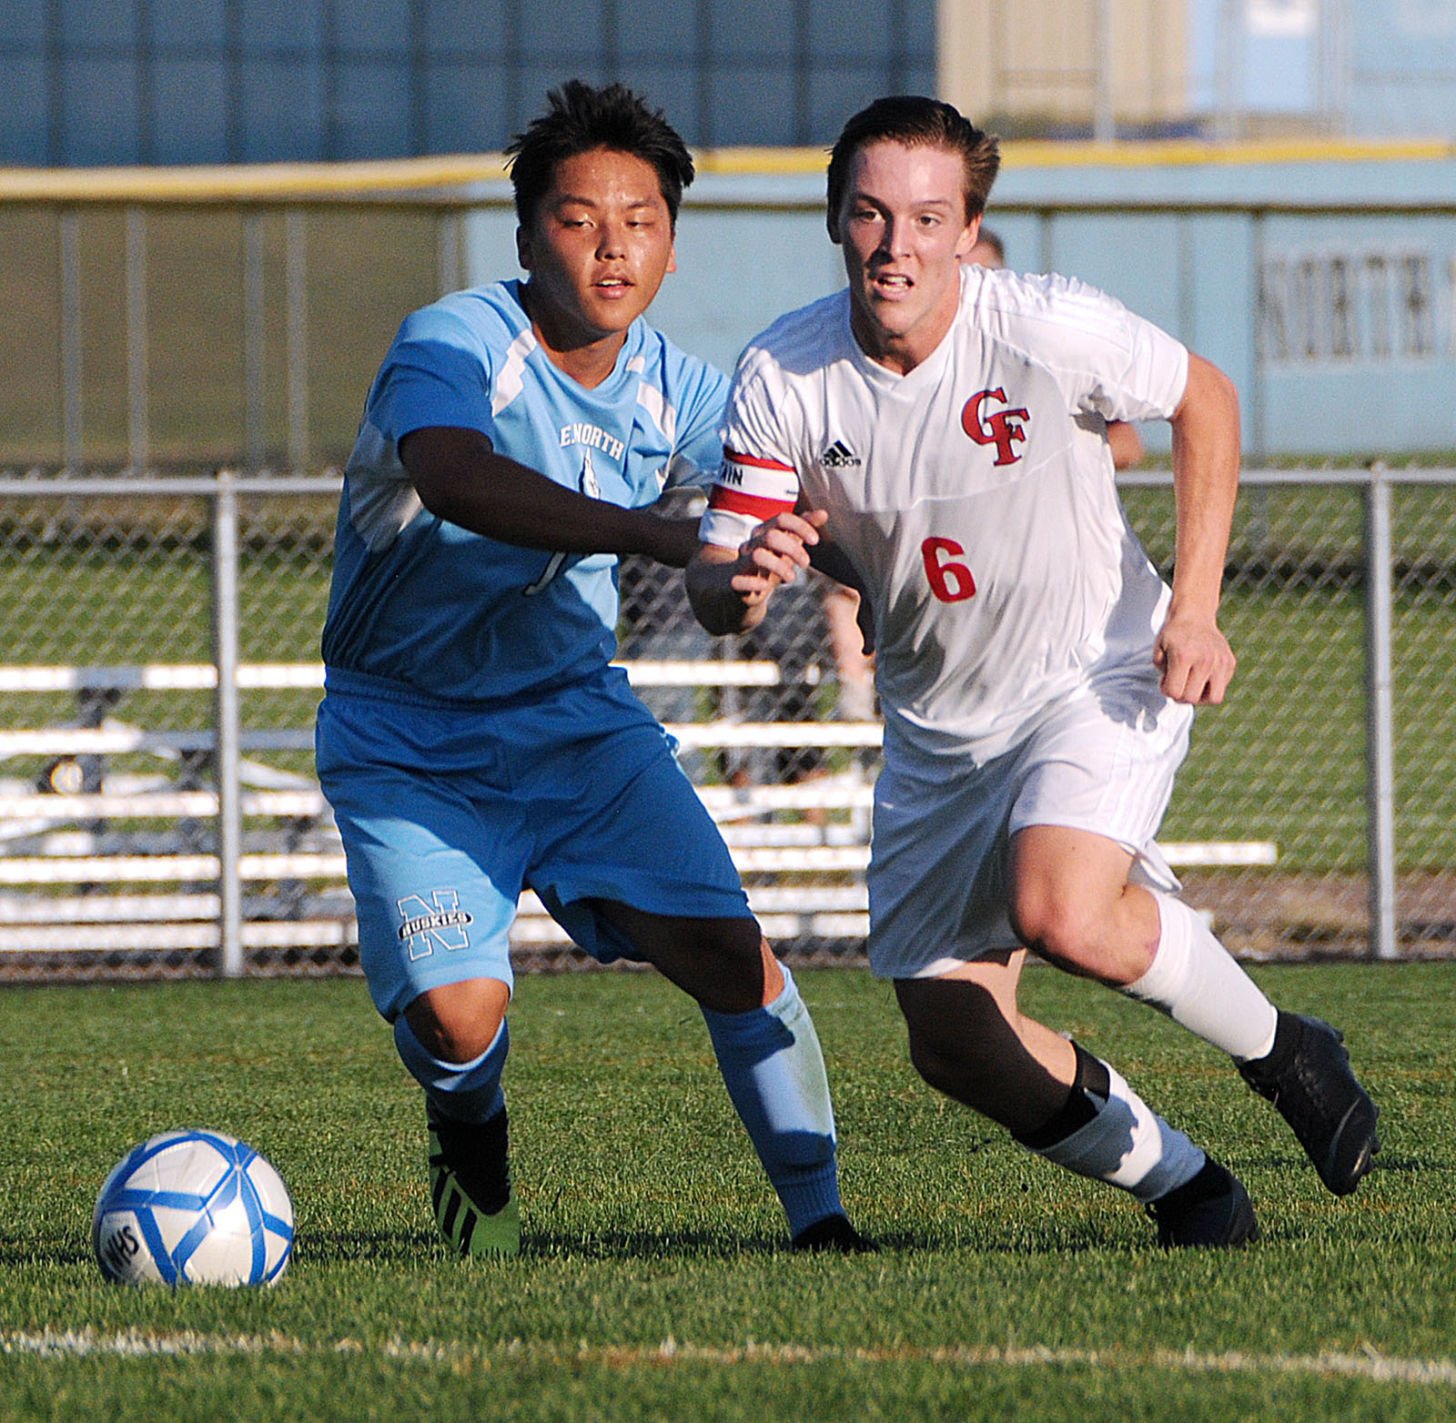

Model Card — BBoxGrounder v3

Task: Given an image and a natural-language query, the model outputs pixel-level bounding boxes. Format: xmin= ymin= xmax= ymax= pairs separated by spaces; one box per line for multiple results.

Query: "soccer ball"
xmin=92 ymin=1128 xmax=294 ymax=1287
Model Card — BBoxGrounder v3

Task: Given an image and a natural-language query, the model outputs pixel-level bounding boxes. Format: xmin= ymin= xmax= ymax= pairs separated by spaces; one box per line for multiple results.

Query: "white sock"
xmin=1030 ymin=1059 xmax=1206 ymax=1204
xmin=1122 ymin=890 xmax=1278 ymax=1062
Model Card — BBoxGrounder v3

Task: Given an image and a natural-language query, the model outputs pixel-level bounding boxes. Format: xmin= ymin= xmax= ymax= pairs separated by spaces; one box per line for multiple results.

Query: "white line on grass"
xmin=3 ymin=1329 xmax=1456 ymax=1386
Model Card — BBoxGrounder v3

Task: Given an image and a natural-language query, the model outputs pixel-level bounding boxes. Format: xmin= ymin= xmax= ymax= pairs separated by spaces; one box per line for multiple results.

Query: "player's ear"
xmin=954 ymin=214 xmax=981 ymax=263
xmin=826 ymin=207 xmax=844 ymax=246
xmin=515 ymin=225 xmax=533 ymax=273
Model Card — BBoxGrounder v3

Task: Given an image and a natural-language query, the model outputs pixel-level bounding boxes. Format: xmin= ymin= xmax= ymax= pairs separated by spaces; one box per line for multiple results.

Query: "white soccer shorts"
xmin=866 ymin=671 xmax=1193 ymax=980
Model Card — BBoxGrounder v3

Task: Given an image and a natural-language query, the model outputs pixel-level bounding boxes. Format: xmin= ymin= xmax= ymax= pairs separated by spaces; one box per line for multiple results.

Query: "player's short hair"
xmin=827 ymin=96 xmax=1000 ymax=226
xmin=505 ymin=80 xmax=695 ymax=231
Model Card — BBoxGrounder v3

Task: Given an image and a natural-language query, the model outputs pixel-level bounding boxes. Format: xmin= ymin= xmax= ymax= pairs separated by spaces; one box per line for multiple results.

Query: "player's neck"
xmin=537 ymin=331 xmax=628 ymax=388
xmin=849 ymin=306 xmax=955 ymax=378
xmin=520 ymin=286 xmax=629 ymax=388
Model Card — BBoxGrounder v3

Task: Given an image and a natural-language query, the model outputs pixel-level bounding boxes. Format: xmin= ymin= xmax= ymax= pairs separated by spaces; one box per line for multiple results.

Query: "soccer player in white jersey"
xmin=316 ymin=81 xmax=869 ymax=1258
xmin=688 ymin=96 xmax=1379 ymax=1247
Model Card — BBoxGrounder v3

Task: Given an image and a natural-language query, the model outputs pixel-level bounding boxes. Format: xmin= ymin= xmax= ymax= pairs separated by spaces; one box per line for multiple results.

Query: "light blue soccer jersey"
xmin=321 ymin=279 xmax=728 ymax=703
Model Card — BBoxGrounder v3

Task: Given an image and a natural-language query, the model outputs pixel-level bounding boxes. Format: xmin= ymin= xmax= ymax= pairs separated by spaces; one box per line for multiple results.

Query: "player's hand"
xmin=729 ymin=509 xmax=829 ymax=607
xmin=1153 ymin=609 xmax=1236 ymax=705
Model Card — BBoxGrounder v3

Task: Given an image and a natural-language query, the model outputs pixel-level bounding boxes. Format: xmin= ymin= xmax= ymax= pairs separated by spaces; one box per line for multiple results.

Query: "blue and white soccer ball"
xmin=92 ymin=1128 xmax=294 ymax=1287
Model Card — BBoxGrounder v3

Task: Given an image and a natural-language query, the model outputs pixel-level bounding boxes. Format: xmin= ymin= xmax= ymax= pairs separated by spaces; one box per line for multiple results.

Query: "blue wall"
xmin=468 ymin=146 xmax=1456 ymax=458
xmin=0 ymin=0 xmax=935 ymax=164
xmin=1350 ymin=0 xmax=1456 ymax=142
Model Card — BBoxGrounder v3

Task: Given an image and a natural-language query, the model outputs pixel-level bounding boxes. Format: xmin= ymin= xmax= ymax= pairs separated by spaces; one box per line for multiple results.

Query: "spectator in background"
xmin=820 ymin=579 xmax=876 ymax=722
xmin=964 ymin=225 xmax=1006 ymax=268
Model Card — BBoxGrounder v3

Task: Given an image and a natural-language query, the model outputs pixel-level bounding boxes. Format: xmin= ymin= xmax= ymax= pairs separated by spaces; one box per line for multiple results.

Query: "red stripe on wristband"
xmin=707 ymin=485 xmax=797 ymax=521
xmin=723 ymin=448 xmax=796 ymax=472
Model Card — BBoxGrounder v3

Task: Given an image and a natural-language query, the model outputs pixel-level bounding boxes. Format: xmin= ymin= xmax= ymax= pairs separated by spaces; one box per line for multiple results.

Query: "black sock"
xmin=429 ymin=1105 xmax=511 ymax=1212
xmin=1151 ymin=1154 xmax=1225 ymax=1206
xmin=1015 ymin=1042 xmax=1111 ymax=1150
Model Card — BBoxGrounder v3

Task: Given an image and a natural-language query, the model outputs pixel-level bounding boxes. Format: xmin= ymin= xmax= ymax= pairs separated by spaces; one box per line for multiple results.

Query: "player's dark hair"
xmin=505 ymin=80 xmax=695 ymax=231
xmin=827 ymin=95 xmax=1000 ymax=227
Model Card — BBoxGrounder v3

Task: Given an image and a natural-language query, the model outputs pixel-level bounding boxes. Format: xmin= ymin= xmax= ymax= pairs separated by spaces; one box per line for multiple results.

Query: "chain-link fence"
xmin=5 ymin=176 xmax=1456 ymax=979
xmin=1124 ymin=469 xmax=1456 ymax=962
xmin=0 ymin=475 xmax=337 ymax=980
xmin=2 ymin=466 xmax=1455 ymax=982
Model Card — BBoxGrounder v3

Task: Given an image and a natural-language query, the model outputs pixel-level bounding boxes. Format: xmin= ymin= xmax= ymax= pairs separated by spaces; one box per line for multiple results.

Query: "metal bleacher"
xmin=0 ymin=659 xmax=1276 ymax=974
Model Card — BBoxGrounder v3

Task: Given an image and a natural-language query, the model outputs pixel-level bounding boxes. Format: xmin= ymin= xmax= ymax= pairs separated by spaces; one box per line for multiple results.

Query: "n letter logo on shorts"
xmin=961 ymin=388 xmax=1030 ymax=466
xmin=397 ymin=889 xmax=474 ymax=961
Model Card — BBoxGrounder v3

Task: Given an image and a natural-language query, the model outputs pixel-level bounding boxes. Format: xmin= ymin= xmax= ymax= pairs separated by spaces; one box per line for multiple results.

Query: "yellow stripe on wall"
xmin=1 ymin=137 xmax=1453 ymax=202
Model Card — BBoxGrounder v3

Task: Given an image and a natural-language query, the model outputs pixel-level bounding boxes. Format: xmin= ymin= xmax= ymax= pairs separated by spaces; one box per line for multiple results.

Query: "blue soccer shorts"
xmin=315 ymin=667 xmax=753 ymax=1021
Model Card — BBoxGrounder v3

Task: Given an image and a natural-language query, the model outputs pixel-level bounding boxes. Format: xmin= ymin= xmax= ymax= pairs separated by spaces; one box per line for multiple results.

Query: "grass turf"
xmin=1 ymin=961 xmax=1452 ymax=1421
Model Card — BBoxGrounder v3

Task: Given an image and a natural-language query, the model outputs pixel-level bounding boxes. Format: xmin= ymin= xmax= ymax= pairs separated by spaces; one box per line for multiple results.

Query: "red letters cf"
xmin=961 ymin=388 xmax=1030 ymax=466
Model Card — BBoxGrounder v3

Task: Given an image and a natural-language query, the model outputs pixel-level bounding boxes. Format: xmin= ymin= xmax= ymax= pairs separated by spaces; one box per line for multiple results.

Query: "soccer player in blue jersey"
xmin=315 ymin=80 xmax=868 ymax=1258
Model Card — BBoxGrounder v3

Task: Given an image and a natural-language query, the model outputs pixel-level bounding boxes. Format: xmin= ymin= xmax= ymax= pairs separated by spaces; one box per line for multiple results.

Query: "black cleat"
xmin=1239 ymin=1013 xmax=1380 ymax=1197
xmin=427 ymin=1105 xmax=520 ymax=1258
xmin=1146 ymin=1157 xmax=1259 ymax=1248
xmin=790 ymin=1213 xmax=878 ymax=1253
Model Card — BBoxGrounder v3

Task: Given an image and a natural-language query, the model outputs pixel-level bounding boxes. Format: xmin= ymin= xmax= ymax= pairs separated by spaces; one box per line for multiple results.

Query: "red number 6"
xmin=921 ymin=536 xmax=976 ymax=602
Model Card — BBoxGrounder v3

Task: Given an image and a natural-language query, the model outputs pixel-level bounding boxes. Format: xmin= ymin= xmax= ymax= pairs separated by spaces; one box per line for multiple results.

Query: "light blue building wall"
xmin=468 ymin=144 xmax=1456 ymax=458
xmin=1349 ymin=0 xmax=1456 ymax=141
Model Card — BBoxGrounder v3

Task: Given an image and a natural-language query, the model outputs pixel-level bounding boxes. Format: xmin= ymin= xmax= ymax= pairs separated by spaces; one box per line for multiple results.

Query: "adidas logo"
xmin=821 ymin=440 xmax=861 ymax=468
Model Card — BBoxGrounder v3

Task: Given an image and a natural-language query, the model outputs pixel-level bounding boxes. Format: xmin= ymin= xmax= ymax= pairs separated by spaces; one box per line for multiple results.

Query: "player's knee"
xmin=404 ymin=977 xmax=510 ymax=1064
xmin=680 ymin=922 xmax=782 ymax=1013
xmin=907 ymin=1033 xmax=960 ymax=1096
xmin=1012 ymin=890 xmax=1155 ymax=982
xmin=697 ymin=916 xmax=770 ymax=964
xmin=906 ymin=1036 xmax=1004 ymax=1117
xmin=1008 ymin=889 xmax=1102 ymax=973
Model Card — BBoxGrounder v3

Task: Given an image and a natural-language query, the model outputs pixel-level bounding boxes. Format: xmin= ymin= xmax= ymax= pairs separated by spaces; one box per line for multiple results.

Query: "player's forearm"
xmin=401 ymin=425 xmax=697 ymax=566
xmin=686 ymin=547 xmax=770 ymax=636
xmin=808 ymin=536 xmax=866 ymax=597
xmin=1167 ymin=354 xmax=1240 ymax=619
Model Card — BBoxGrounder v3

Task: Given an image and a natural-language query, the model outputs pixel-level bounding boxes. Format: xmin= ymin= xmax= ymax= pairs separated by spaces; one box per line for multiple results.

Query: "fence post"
xmin=285 ymin=212 xmax=310 ymax=472
xmin=125 ymin=208 xmax=149 ymax=473
xmin=212 ymin=469 xmax=245 ymax=977
xmin=59 ymin=211 xmax=84 ymax=468
xmin=243 ymin=213 xmax=267 ymax=469
xmin=1363 ymin=463 xmax=1399 ymax=961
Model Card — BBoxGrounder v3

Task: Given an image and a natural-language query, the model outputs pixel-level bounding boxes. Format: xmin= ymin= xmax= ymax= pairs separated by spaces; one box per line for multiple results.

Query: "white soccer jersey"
xmin=702 ymin=263 xmax=1190 ymax=768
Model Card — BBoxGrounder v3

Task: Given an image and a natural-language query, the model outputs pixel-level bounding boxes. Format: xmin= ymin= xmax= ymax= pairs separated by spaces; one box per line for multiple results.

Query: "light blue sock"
xmin=393 ymin=1014 xmax=509 ymax=1125
xmin=700 ymin=962 xmax=844 ymax=1236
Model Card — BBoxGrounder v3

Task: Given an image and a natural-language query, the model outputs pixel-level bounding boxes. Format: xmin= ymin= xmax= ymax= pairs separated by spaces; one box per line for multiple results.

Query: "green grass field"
xmin=2 ymin=963 xmax=1452 ymax=1421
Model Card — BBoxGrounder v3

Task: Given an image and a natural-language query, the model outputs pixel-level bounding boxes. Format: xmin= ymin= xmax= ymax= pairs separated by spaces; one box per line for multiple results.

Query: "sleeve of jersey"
xmin=699 ymin=450 xmax=801 ymax=550
xmin=367 ymin=311 xmax=495 ymax=446
xmin=1005 ymin=274 xmax=1188 ymax=425
xmin=699 ymin=356 xmax=803 ymax=549
xmin=1108 ymin=308 xmax=1188 ymax=422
